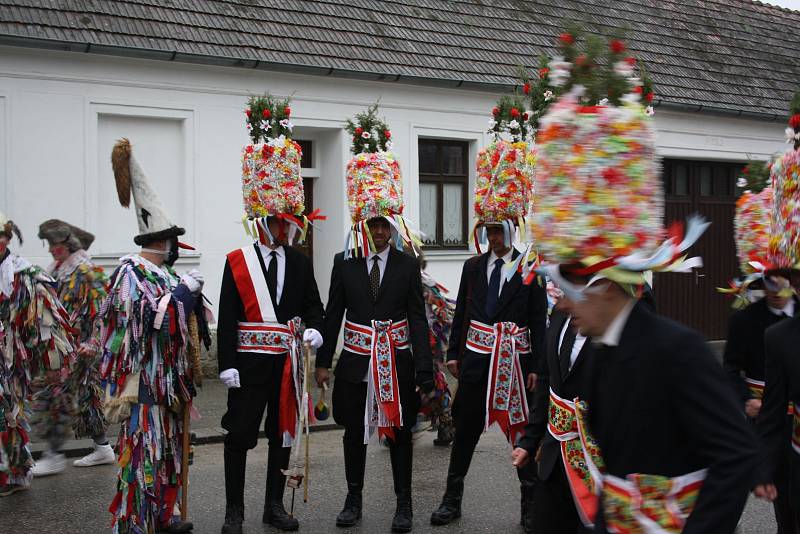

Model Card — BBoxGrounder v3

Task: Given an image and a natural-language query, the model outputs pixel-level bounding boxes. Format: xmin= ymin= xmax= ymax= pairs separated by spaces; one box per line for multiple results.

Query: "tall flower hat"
xmin=766 ymin=90 xmax=800 ymax=280
xmin=240 ymin=94 xmax=324 ymax=245
xmin=344 ymin=104 xmax=420 ymax=258
xmin=531 ymin=31 xmax=707 ymax=297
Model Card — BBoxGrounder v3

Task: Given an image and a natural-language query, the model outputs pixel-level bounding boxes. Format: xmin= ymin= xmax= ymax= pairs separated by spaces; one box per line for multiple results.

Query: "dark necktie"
xmin=559 ymin=321 xmax=578 ymax=378
xmin=266 ymin=250 xmax=278 ymax=306
xmin=370 ymin=256 xmax=381 ymax=302
xmin=486 ymin=258 xmax=504 ymax=318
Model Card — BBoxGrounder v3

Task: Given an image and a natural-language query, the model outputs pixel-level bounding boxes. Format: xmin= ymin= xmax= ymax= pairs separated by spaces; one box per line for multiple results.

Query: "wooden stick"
xmin=304 ymin=342 xmax=311 ymax=503
xmin=181 ymin=402 xmax=191 ymax=521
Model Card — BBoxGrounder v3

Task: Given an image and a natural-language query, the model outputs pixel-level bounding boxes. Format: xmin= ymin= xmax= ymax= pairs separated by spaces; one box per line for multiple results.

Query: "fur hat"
xmin=38 ymin=219 xmax=95 ymax=252
xmin=111 ymin=138 xmax=185 ymax=246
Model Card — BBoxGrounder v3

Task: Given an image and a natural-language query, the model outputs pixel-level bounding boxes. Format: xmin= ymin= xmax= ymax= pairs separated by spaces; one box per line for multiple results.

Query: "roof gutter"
xmin=0 ymin=35 xmax=783 ymax=122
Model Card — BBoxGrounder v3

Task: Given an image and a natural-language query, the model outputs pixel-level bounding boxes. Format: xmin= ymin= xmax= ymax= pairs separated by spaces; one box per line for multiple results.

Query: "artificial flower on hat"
xmin=240 ymin=94 xmax=323 ymax=244
xmin=343 ymin=104 xmax=420 ymax=258
xmin=531 ymin=30 xmax=706 ymax=296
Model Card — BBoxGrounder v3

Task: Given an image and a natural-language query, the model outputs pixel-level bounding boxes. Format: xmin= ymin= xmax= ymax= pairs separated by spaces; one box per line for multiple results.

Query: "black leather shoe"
xmin=157 ymin=519 xmax=193 ymax=533
xmin=336 ymin=491 xmax=363 ymax=527
xmin=430 ymin=497 xmax=461 ymax=526
xmin=221 ymin=505 xmax=244 ymax=534
xmin=263 ymin=501 xmax=299 ymax=531
xmin=391 ymin=495 xmax=413 ymax=533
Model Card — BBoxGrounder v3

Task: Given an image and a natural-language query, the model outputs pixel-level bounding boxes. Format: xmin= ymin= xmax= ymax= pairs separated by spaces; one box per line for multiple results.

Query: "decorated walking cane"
xmin=284 ymin=341 xmax=313 ymax=516
xmin=181 ymin=312 xmax=202 ymax=520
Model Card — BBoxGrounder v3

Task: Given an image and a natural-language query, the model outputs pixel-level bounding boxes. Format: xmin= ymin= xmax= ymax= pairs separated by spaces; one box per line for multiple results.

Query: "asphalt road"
xmin=0 ymin=428 xmax=777 ymax=534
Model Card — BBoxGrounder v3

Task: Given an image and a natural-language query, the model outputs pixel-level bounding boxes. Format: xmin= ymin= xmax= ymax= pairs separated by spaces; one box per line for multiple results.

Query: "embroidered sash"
xmin=343 ymin=319 xmax=409 ymax=444
xmin=465 ymin=320 xmax=530 ymax=444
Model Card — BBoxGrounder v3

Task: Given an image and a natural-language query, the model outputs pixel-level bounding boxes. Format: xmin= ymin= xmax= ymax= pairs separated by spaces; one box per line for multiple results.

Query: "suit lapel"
xmin=278 ymin=247 xmax=296 ymax=313
xmin=547 ymin=311 xmax=568 ymax=387
xmin=376 ymin=248 xmax=399 ymax=303
xmin=566 ymin=335 xmax=591 ymax=379
xmin=492 ymin=248 xmax=522 ymax=320
xmin=473 ymin=253 xmax=490 ymax=318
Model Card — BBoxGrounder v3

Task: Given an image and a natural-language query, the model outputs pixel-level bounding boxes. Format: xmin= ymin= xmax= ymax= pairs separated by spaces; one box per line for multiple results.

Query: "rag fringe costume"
xmin=0 ymin=249 xmax=76 ymax=492
xmin=48 ymin=249 xmax=108 ymax=439
xmin=101 ymin=255 xmax=196 ymax=533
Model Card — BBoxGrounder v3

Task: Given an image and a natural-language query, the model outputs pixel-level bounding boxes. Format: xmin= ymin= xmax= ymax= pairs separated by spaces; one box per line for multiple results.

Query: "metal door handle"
xmin=695 ymin=270 xmax=705 ymax=285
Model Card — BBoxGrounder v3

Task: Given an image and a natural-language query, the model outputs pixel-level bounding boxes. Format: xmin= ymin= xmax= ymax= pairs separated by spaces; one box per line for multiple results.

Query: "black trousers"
xmin=333 ymin=377 xmax=419 ymax=494
xmin=533 ymin=460 xmax=591 ymax=534
xmin=221 ymin=355 xmax=289 ymax=508
xmin=448 ymin=378 xmax=538 ymax=487
xmin=776 ymin=415 xmax=799 ymax=534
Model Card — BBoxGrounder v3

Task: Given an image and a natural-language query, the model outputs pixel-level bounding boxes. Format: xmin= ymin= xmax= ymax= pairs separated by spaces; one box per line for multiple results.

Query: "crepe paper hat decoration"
xmin=343 ymin=104 xmax=421 ymax=258
xmin=0 ymin=210 xmax=23 ymax=245
xmin=38 ymin=219 xmax=95 ymax=252
xmin=111 ymin=138 xmax=185 ymax=246
xmin=529 ymin=30 xmax=706 ymax=298
xmin=240 ymin=95 xmax=324 ymax=246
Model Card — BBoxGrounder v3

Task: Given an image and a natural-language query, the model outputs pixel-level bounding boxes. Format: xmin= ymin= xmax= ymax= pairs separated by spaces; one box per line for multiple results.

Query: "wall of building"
xmin=0 ymin=46 xmax=790 ymax=342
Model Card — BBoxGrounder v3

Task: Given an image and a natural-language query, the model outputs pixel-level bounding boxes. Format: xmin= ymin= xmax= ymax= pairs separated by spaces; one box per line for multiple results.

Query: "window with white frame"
xmin=418 ymin=139 xmax=469 ymax=249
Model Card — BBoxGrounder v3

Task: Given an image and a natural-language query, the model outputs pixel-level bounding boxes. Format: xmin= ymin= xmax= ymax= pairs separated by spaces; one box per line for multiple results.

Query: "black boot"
xmin=221 ymin=505 xmax=244 ymax=534
xmin=520 ymin=483 xmax=535 ymax=532
xmin=336 ymin=441 xmax=366 ymax=528
xmin=389 ymin=438 xmax=414 ymax=532
xmin=263 ymin=445 xmax=299 ymax=531
xmin=430 ymin=474 xmax=463 ymax=526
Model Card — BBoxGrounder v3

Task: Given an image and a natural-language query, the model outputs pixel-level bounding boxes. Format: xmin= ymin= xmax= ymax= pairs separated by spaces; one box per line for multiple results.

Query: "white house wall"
xmin=0 ymin=45 xmax=791 ymax=313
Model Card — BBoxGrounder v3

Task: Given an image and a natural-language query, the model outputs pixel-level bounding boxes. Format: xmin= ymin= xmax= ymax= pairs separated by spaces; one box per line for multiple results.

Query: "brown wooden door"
xmin=654 ymin=160 xmax=741 ymax=340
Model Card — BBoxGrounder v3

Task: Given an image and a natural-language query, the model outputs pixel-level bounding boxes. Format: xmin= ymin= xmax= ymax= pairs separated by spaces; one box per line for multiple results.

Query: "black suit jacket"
xmin=446 ymin=249 xmax=547 ymax=383
xmin=217 ymin=244 xmax=324 ymax=385
xmin=316 ymin=248 xmax=434 ymax=388
xmin=758 ymin=316 xmax=800 ymax=495
xmin=518 ymin=310 xmax=595 ymax=481
xmin=589 ymin=302 xmax=757 ymax=534
xmin=723 ymin=297 xmax=793 ymax=402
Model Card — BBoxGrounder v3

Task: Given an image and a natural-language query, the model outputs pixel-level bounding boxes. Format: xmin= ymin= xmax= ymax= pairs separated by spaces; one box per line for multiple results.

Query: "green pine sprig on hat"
xmin=345 ymin=103 xmax=392 ymax=154
xmin=788 ymin=90 xmax=800 ymax=150
xmin=518 ymin=55 xmax=560 ymax=132
xmin=736 ymin=160 xmax=771 ymax=195
xmin=245 ymin=94 xmax=293 ymax=144
xmin=488 ymin=94 xmax=531 ymax=143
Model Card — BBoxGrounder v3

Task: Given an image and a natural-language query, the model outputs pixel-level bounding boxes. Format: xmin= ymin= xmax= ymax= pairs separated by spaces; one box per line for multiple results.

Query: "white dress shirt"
xmin=558 ymin=316 xmax=588 ymax=371
xmin=768 ymin=299 xmax=795 ymax=318
xmin=598 ymin=298 xmax=637 ymax=347
xmin=367 ymin=246 xmax=391 ymax=284
xmin=486 ymin=248 xmax=515 ymax=297
xmin=259 ymin=243 xmax=285 ymax=303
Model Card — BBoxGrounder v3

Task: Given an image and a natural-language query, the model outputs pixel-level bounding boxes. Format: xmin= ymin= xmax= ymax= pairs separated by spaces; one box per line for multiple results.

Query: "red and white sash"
xmin=227 ymin=245 xmax=304 ymax=447
xmin=343 ymin=319 xmax=410 ymax=444
xmin=465 ymin=319 xmax=530 ymax=445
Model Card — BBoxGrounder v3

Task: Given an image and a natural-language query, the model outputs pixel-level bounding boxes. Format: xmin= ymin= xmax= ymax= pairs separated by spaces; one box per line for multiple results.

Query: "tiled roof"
xmin=0 ymin=0 xmax=798 ymax=118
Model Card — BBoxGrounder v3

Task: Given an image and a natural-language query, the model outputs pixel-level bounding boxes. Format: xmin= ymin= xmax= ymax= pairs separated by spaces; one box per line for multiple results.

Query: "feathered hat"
xmin=343 ymin=104 xmax=419 ymax=258
xmin=531 ymin=31 xmax=706 ymax=297
xmin=38 ymin=219 xmax=95 ymax=252
xmin=240 ymin=94 xmax=323 ymax=244
xmin=766 ymin=90 xmax=800 ymax=278
xmin=111 ymin=138 xmax=185 ymax=246
xmin=0 ymin=210 xmax=22 ymax=244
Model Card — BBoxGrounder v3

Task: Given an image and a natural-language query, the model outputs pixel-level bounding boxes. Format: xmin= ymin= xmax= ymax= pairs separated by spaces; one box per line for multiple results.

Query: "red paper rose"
xmin=245 ymin=109 xmax=251 ymax=118
xmin=262 ymin=109 xmax=271 ymax=119
xmin=523 ymin=83 xmax=530 ymax=95
xmin=559 ymin=33 xmax=575 ymax=45
xmin=610 ymin=39 xmax=626 ymax=54
xmin=790 ymin=114 xmax=800 ymax=129
xmin=538 ymin=67 xmax=549 ymax=78
xmin=645 ymin=92 xmax=654 ymax=103
xmin=511 ymin=107 xmax=520 ymax=118
xmin=284 ymin=107 xmax=291 ymax=116
xmin=625 ymin=56 xmax=637 ymax=66
xmin=492 ymin=106 xmax=500 ymax=116
xmin=355 ymin=127 xmax=364 ymax=135
xmin=385 ymin=130 xmax=392 ymax=139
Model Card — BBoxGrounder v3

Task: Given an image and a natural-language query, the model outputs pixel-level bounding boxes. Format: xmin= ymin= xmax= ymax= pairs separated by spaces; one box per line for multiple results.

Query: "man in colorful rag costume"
xmin=102 ymin=139 xmax=205 ymax=533
xmin=219 ymin=95 xmax=324 ymax=534
xmin=36 ymin=219 xmax=115 ymax=471
xmin=430 ymin=97 xmax=547 ymax=531
xmin=511 ymin=32 xmax=757 ymax=534
xmin=755 ymin=91 xmax=800 ymax=533
xmin=315 ymin=105 xmax=433 ymax=533
xmin=0 ymin=213 xmax=77 ymax=496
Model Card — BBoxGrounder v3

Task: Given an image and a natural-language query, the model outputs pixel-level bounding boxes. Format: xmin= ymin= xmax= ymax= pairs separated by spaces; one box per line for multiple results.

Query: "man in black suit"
xmin=429 ymin=224 xmax=547 ymax=530
xmin=755 ymin=270 xmax=800 ymax=532
xmin=725 ymin=279 xmax=796 ymax=532
xmin=218 ymin=217 xmax=325 ymax=534
xmin=547 ymin=272 xmax=757 ymax=534
xmin=315 ymin=217 xmax=434 ymax=533
xmin=512 ymin=306 xmax=595 ymax=534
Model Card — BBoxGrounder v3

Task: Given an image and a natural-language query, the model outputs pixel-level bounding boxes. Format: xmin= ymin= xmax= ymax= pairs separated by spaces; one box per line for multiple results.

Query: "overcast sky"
xmin=760 ymin=0 xmax=800 ymax=10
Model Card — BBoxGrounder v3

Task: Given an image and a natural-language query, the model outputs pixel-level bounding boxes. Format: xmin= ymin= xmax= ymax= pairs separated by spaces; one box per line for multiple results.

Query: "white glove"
xmin=219 ymin=368 xmax=240 ymax=389
xmin=303 ymin=328 xmax=323 ymax=349
xmin=181 ymin=268 xmax=204 ymax=294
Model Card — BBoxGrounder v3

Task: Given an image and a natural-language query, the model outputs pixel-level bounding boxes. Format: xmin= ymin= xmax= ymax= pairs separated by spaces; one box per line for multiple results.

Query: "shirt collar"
xmin=258 ymin=243 xmax=284 ymax=258
xmin=768 ymin=298 xmax=795 ymax=317
xmin=599 ymin=298 xmax=637 ymax=347
xmin=488 ymin=248 xmax=514 ymax=266
xmin=368 ymin=246 xmax=391 ymax=263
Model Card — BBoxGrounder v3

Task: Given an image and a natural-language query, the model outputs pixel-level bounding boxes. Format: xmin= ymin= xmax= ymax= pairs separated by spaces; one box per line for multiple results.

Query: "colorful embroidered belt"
xmin=237 ymin=319 xmax=305 ymax=447
xmin=547 ymin=390 xmax=600 ymax=527
xmin=792 ymin=402 xmax=800 ymax=455
xmin=465 ymin=320 xmax=530 ymax=444
xmin=570 ymin=397 xmax=707 ymax=533
xmin=745 ymin=376 xmax=764 ymax=400
xmin=343 ymin=319 xmax=409 ymax=444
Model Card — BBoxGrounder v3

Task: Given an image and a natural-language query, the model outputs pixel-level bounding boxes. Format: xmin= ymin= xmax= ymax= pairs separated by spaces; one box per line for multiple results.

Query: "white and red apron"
xmin=465 ymin=319 xmax=530 ymax=444
xmin=343 ymin=319 xmax=410 ymax=444
xmin=227 ymin=245 xmax=306 ymax=447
